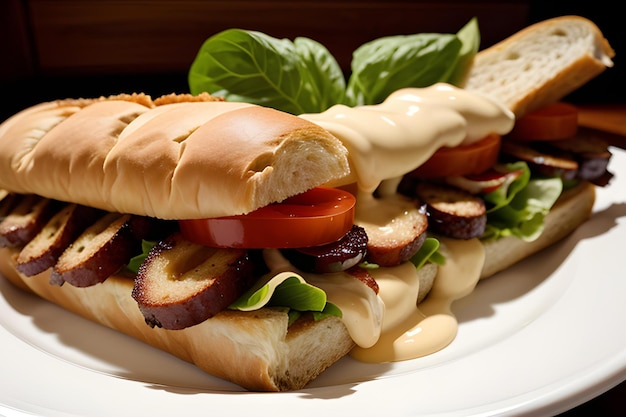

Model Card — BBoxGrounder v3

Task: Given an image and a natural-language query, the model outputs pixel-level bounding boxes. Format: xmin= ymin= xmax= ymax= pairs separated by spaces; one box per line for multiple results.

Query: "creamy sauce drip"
xmin=300 ymin=83 xmax=514 ymax=193
xmin=350 ymin=237 xmax=484 ymax=362
xmin=292 ymin=84 xmax=513 ymax=362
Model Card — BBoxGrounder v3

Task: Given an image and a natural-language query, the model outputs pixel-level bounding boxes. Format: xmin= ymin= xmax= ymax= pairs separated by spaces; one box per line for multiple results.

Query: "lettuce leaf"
xmin=229 ymin=272 xmax=341 ymax=320
xmin=126 ymin=240 xmax=155 ymax=273
xmin=482 ymin=162 xmax=563 ymax=241
xmin=410 ymin=237 xmax=445 ymax=269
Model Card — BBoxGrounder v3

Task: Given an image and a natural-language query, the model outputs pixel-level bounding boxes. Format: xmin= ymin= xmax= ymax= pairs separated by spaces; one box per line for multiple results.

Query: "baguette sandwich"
xmin=0 ymin=15 xmax=615 ymax=391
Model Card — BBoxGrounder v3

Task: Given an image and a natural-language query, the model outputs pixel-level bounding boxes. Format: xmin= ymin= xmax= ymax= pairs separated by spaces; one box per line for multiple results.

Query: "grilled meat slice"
xmin=281 ymin=225 xmax=368 ymax=273
xmin=132 ymin=232 xmax=259 ymax=330
xmin=0 ymin=195 xmax=60 ymax=248
xmin=357 ymin=194 xmax=429 ymax=267
xmin=415 ymin=182 xmax=487 ymax=239
xmin=547 ymin=128 xmax=613 ymax=184
xmin=50 ymin=213 xmax=153 ymax=287
xmin=500 ymin=140 xmax=579 ymax=181
xmin=16 ymin=204 xmax=102 ymax=276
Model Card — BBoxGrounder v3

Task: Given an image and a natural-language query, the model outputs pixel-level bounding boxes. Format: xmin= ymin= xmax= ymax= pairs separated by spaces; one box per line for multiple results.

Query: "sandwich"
xmin=0 ymin=15 xmax=615 ymax=391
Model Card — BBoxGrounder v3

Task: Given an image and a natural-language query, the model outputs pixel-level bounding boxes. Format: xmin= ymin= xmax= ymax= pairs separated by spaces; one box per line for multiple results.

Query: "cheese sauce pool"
xmin=296 ymin=83 xmax=514 ymax=363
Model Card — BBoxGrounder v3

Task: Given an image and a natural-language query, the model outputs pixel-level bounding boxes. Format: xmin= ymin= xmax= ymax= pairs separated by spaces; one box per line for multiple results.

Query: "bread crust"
xmin=0 ymin=99 xmax=350 ymax=219
xmin=465 ymin=16 xmax=615 ymax=118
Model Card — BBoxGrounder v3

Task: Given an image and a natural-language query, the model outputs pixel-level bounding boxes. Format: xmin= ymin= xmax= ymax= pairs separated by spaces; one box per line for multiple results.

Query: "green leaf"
xmin=312 ymin=302 xmax=343 ymax=321
xmin=345 ymin=33 xmax=462 ymax=106
xmin=484 ymin=176 xmax=563 ymax=242
xmin=126 ymin=240 xmax=156 ymax=274
xmin=293 ymin=37 xmax=346 ymax=111
xmin=188 ymin=22 xmax=480 ymax=112
xmin=448 ymin=17 xmax=481 ymax=86
xmin=229 ymin=272 xmax=328 ymax=312
xmin=188 ymin=29 xmax=343 ymax=114
xmin=410 ymin=237 xmax=444 ymax=269
xmin=483 ymin=162 xmax=532 ymax=212
xmin=269 ymin=275 xmax=327 ymax=311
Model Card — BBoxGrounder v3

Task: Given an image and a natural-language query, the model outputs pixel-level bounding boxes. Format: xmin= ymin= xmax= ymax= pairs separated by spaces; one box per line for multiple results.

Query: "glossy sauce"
xmin=295 ymin=84 xmax=513 ymax=362
xmin=301 ymin=83 xmax=514 ymax=193
xmin=350 ymin=237 xmax=484 ymax=362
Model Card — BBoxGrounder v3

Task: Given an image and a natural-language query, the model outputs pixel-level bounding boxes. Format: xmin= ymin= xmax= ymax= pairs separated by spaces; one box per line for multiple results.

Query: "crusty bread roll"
xmin=0 ymin=94 xmax=350 ymax=220
xmin=465 ymin=16 xmax=615 ymax=118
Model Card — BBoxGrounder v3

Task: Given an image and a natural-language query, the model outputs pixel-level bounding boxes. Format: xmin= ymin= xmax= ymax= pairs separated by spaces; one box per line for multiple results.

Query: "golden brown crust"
xmin=465 ymin=16 xmax=615 ymax=118
xmin=0 ymin=99 xmax=350 ymax=219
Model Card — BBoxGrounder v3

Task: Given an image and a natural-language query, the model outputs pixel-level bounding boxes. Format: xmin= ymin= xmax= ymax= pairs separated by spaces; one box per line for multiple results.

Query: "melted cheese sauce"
xmin=351 ymin=237 xmax=484 ymax=362
xmin=301 ymin=83 xmax=514 ymax=193
xmin=294 ymin=84 xmax=513 ymax=363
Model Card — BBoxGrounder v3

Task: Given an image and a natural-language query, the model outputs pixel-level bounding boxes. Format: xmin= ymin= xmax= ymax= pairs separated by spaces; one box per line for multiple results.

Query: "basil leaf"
xmin=293 ymin=37 xmax=346 ymax=111
xmin=345 ymin=33 xmax=462 ymax=106
xmin=448 ymin=17 xmax=481 ymax=86
xmin=188 ymin=29 xmax=342 ymax=114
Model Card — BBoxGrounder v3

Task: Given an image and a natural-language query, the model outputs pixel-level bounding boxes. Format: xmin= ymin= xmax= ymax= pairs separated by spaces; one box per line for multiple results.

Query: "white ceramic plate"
xmin=2 ymin=148 xmax=626 ymax=417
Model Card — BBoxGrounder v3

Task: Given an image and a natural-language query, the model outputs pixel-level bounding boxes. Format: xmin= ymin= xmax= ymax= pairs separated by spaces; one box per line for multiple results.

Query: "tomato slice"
xmin=408 ymin=133 xmax=501 ymax=179
xmin=178 ymin=187 xmax=355 ymax=248
xmin=508 ymin=102 xmax=578 ymax=141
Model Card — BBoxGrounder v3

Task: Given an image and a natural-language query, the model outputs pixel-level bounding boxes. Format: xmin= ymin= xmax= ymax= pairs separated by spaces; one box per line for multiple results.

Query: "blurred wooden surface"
xmin=1 ymin=0 xmax=532 ymax=120
xmin=5 ymin=0 xmax=530 ymax=77
xmin=578 ymin=105 xmax=626 ymax=138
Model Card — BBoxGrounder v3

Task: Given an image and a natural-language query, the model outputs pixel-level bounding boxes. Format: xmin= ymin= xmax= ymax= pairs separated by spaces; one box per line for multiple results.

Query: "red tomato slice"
xmin=408 ymin=133 xmax=501 ymax=179
xmin=508 ymin=102 xmax=578 ymax=141
xmin=178 ymin=187 xmax=355 ymax=248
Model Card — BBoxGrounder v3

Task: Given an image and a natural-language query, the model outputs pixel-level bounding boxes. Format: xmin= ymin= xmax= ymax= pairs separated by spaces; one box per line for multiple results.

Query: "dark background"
xmin=0 ymin=1 xmax=623 ymax=415
xmin=1 ymin=1 xmax=623 ymax=122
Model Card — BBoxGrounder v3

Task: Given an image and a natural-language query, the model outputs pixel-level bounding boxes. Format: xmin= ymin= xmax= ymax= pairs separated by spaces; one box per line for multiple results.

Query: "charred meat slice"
xmin=132 ymin=232 xmax=259 ymax=330
xmin=16 ymin=204 xmax=102 ymax=276
xmin=501 ymin=132 xmax=614 ymax=185
xmin=547 ymin=128 xmax=613 ymax=184
xmin=357 ymin=194 xmax=429 ymax=267
xmin=0 ymin=196 xmax=60 ymax=248
xmin=415 ymin=182 xmax=487 ymax=239
xmin=51 ymin=213 xmax=153 ymax=287
xmin=281 ymin=225 xmax=368 ymax=273
xmin=500 ymin=140 xmax=579 ymax=180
